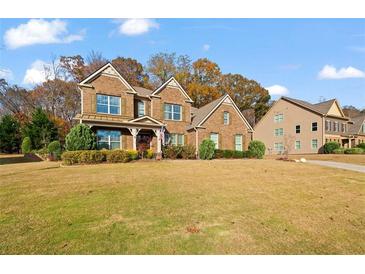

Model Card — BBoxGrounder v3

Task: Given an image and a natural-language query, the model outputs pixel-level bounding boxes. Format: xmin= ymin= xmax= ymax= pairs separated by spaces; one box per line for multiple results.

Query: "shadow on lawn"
xmin=0 ymin=154 xmax=43 ymax=165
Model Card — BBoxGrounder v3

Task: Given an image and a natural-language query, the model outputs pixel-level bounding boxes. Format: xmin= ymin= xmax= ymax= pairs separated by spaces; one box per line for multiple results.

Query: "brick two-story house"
xmin=74 ymin=63 xmax=253 ymax=156
xmin=254 ymin=96 xmax=362 ymax=155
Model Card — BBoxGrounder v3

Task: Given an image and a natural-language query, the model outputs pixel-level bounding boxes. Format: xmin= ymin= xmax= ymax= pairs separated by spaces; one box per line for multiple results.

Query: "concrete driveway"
xmin=307 ymin=160 xmax=365 ymax=173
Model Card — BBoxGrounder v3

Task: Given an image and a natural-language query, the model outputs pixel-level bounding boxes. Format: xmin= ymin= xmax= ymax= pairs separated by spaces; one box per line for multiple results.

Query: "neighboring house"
xmin=348 ymin=114 xmax=365 ymax=146
xmin=254 ymin=96 xmax=357 ymax=155
xmin=74 ymin=63 xmax=253 ymax=155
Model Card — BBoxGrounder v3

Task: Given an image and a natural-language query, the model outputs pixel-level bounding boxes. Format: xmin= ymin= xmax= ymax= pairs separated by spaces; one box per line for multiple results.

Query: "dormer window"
xmin=96 ymin=94 xmax=120 ymax=115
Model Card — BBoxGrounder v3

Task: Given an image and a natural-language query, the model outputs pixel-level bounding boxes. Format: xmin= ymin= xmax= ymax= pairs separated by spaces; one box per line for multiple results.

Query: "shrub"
xmin=214 ymin=149 xmax=224 ymax=159
xmin=344 ymin=148 xmax=363 ymax=154
xmin=242 ymin=150 xmax=252 ymax=158
xmin=65 ymin=124 xmax=96 ymax=151
xmin=36 ymin=147 xmax=49 ymax=159
xmin=145 ymin=149 xmax=154 ymax=159
xmin=233 ymin=150 xmax=244 ymax=158
xmin=333 ymin=148 xmax=345 ymax=154
xmin=79 ymin=150 xmax=104 ymax=164
xmin=223 ymin=150 xmax=234 ymax=158
xmin=61 ymin=151 xmax=83 ymax=165
xmin=106 ymin=150 xmax=131 ymax=163
xmin=128 ymin=150 xmax=139 ymax=160
xmin=162 ymin=145 xmax=183 ymax=159
xmin=48 ymin=140 xmax=62 ymax=160
xmin=181 ymin=145 xmax=196 ymax=159
xmin=21 ymin=137 xmax=32 ymax=154
xmin=248 ymin=140 xmax=265 ymax=159
xmin=100 ymin=149 xmax=110 ymax=161
xmin=356 ymin=143 xmax=365 ymax=150
xmin=199 ymin=139 xmax=215 ymax=160
xmin=324 ymin=142 xmax=340 ymax=154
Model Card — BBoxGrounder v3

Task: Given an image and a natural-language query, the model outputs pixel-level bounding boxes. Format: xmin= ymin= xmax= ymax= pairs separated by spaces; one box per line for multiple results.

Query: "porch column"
xmin=152 ymin=128 xmax=163 ymax=154
xmin=127 ymin=128 xmax=141 ymax=150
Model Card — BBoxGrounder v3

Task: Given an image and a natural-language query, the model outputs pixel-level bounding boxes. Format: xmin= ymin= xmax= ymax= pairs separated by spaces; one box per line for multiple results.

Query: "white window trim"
xmin=164 ymin=103 xmax=182 ymax=121
xmin=210 ymin=133 xmax=219 ymax=149
xmin=96 ymin=94 xmax=121 ymax=115
xmin=235 ymin=134 xmax=243 ymax=151
xmin=295 ymin=140 xmax=301 ymax=150
xmin=224 ymin=111 xmax=230 ymax=125
xmin=311 ymin=122 xmax=318 ymax=132
xmin=137 ymin=100 xmax=145 ymax=117
xmin=97 ymin=130 xmax=122 ymax=150
xmin=311 ymin=139 xmax=318 ymax=150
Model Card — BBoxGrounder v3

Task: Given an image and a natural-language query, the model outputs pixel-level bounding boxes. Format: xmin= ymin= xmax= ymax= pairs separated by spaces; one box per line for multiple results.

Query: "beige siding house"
xmin=254 ymin=96 xmax=356 ymax=155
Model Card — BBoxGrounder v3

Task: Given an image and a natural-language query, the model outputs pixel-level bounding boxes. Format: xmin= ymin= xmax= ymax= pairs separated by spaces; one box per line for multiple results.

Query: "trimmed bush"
xmin=248 ymin=140 xmax=266 ymax=159
xmin=223 ymin=150 xmax=234 ymax=158
xmin=214 ymin=149 xmax=224 ymax=159
xmin=324 ymin=142 xmax=340 ymax=154
xmin=79 ymin=150 xmax=104 ymax=164
xmin=199 ymin=139 xmax=215 ymax=160
xmin=344 ymin=148 xmax=363 ymax=154
xmin=181 ymin=145 xmax=196 ymax=159
xmin=65 ymin=124 xmax=96 ymax=151
xmin=48 ymin=140 xmax=62 ymax=160
xmin=233 ymin=150 xmax=244 ymax=158
xmin=162 ymin=145 xmax=183 ymax=159
xmin=106 ymin=150 xmax=131 ymax=163
xmin=356 ymin=143 xmax=365 ymax=150
xmin=145 ymin=149 xmax=154 ymax=159
xmin=21 ymin=137 xmax=32 ymax=154
xmin=61 ymin=151 xmax=83 ymax=165
xmin=333 ymin=148 xmax=345 ymax=154
xmin=128 ymin=150 xmax=139 ymax=160
xmin=36 ymin=147 xmax=49 ymax=159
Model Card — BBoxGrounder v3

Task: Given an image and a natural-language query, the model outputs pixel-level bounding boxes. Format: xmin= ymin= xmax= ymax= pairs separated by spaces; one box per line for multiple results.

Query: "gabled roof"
xmin=282 ymin=96 xmax=325 ymax=115
xmin=188 ymin=94 xmax=254 ymax=132
xmin=79 ymin=63 xmax=137 ymax=93
xmin=348 ymin=114 xmax=365 ymax=135
xmin=151 ymin=77 xmax=193 ymax=103
xmin=129 ymin=115 xmax=164 ymax=126
xmin=133 ymin=86 xmax=153 ymax=97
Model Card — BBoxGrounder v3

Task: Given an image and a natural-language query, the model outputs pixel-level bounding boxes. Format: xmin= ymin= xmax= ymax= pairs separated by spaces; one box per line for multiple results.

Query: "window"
xmin=223 ymin=112 xmax=230 ymax=125
xmin=274 ymin=128 xmax=284 ymax=136
xmin=341 ymin=123 xmax=346 ymax=133
xmin=274 ymin=113 xmax=284 ymax=123
xmin=137 ymin=100 xmax=145 ymax=117
xmin=312 ymin=122 xmax=318 ymax=131
xmin=164 ymin=103 xmax=182 ymax=121
xmin=96 ymin=130 xmax=121 ymax=150
xmin=210 ymin=133 xmax=219 ymax=149
xmin=311 ymin=139 xmax=318 ymax=150
xmin=169 ymin=133 xmax=184 ymax=146
xmin=325 ymin=120 xmax=331 ymax=131
xmin=296 ymin=125 xmax=301 ymax=134
xmin=295 ymin=141 xmax=301 ymax=150
xmin=362 ymin=123 xmax=365 ymax=133
xmin=235 ymin=134 xmax=243 ymax=151
xmin=96 ymin=94 xmax=120 ymax=115
xmin=333 ymin=122 xmax=339 ymax=132
xmin=274 ymin=142 xmax=284 ymax=151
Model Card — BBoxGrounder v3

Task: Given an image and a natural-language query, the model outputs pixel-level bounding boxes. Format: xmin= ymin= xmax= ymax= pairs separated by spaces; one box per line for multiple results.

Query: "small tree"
xmin=283 ymin=134 xmax=295 ymax=159
xmin=21 ymin=137 xmax=32 ymax=154
xmin=48 ymin=140 xmax=62 ymax=160
xmin=22 ymin=108 xmax=59 ymax=149
xmin=0 ymin=115 xmax=21 ymax=153
xmin=324 ymin=142 xmax=340 ymax=154
xmin=65 ymin=124 xmax=96 ymax=151
xmin=199 ymin=139 xmax=215 ymax=160
xmin=248 ymin=140 xmax=266 ymax=159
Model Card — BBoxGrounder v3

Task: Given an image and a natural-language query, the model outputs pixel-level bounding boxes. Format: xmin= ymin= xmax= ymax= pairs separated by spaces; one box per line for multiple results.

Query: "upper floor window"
xmin=312 ymin=122 xmax=318 ymax=131
xmin=223 ymin=112 xmax=230 ymax=125
xmin=210 ymin=133 xmax=219 ymax=149
xmin=274 ymin=128 xmax=284 ymax=136
xmin=362 ymin=123 xmax=365 ymax=133
xmin=96 ymin=94 xmax=120 ymax=115
xmin=137 ymin=100 xmax=145 ymax=117
xmin=296 ymin=125 xmax=301 ymax=134
xmin=333 ymin=122 xmax=339 ymax=132
xmin=341 ymin=123 xmax=346 ymax=133
xmin=325 ymin=120 xmax=331 ymax=131
xmin=274 ymin=113 xmax=284 ymax=123
xmin=164 ymin=103 xmax=181 ymax=121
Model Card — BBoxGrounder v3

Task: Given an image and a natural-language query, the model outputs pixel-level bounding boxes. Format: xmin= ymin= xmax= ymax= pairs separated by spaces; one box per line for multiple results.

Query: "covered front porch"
xmin=75 ymin=114 xmax=165 ymax=154
xmin=325 ymin=134 xmax=356 ymax=149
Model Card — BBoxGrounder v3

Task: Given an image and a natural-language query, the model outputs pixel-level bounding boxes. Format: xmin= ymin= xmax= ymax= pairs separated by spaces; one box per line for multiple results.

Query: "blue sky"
xmin=1 ymin=18 xmax=365 ymax=108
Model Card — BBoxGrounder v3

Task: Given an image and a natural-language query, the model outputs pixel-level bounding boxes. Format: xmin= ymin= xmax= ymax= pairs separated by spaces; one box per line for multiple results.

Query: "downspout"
xmin=194 ymin=127 xmax=199 ymax=159
xmin=322 ymin=115 xmax=325 ymax=153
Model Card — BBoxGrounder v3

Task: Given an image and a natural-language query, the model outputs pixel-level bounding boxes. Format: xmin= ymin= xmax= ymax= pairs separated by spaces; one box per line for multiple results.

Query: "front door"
xmin=137 ymin=134 xmax=152 ymax=150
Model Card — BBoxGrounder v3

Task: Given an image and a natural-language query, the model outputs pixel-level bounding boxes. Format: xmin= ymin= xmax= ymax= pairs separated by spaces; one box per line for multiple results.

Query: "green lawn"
xmin=0 ymin=155 xmax=364 ymax=254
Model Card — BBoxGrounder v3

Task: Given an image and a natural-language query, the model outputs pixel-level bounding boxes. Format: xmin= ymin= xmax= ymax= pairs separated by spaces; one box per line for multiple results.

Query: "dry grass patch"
xmin=0 ymin=156 xmax=364 ymax=254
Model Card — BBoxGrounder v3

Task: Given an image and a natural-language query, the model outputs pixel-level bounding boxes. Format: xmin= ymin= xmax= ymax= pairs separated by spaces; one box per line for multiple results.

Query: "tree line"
xmin=0 ymin=51 xmax=273 ymax=153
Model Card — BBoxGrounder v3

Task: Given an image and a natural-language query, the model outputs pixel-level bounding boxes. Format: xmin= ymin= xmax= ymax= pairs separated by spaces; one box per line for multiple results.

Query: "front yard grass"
xmin=0 ymin=155 xmax=364 ymax=254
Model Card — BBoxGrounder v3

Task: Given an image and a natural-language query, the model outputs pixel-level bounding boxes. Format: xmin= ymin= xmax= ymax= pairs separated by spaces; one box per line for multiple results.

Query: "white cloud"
xmin=118 ymin=19 xmax=159 ymax=36
xmin=265 ymin=85 xmax=289 ymax=96
xmin=318 ymin=65 xmax=365 ymax=79
xmin=0 ymin=68 xmax=13 ymax=80
xmin=4 ymin=19 xmax=84 ymax=49
xmin=203 ymin=44 xmax=210 ymax=51
xmin=23 ymin=60 xmax=54 ymax=85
